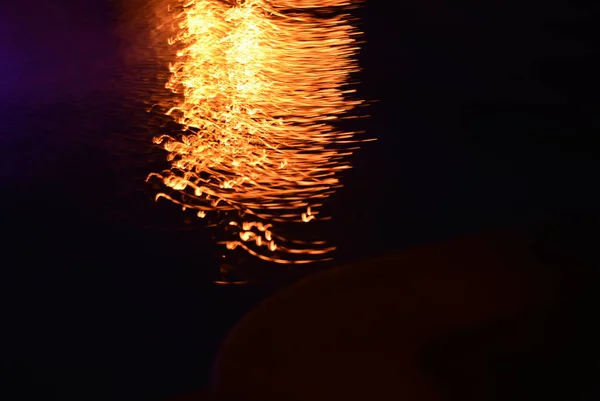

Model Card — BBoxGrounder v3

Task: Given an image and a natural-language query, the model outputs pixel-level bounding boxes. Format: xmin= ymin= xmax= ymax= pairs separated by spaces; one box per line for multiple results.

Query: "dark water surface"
xmin=1 ymin=1 xmax=598 ymax=400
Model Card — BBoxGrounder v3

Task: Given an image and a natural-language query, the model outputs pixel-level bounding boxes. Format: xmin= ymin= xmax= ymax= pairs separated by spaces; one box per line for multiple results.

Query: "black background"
xmin=1 ymin=1 xmax=598 ymax=400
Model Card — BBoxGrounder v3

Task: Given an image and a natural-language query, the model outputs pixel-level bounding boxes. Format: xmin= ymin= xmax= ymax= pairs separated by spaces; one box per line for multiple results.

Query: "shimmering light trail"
xmin=148 ymin=0 xmax=366 ymax=264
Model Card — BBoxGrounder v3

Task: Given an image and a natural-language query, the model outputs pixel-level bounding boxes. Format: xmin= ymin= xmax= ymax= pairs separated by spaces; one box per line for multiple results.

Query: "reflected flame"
xmin=148 ymin=0 xmax=366 ymax=264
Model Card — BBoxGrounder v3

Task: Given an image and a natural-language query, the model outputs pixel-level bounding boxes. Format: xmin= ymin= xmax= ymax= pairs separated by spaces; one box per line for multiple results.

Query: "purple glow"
xmin=1 ymin=2 xmax=118 ymax=106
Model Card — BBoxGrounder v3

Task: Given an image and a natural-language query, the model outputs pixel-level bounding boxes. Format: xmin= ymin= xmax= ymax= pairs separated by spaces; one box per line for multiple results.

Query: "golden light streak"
xmin=148 ymin=0 xmax=366 ymax=264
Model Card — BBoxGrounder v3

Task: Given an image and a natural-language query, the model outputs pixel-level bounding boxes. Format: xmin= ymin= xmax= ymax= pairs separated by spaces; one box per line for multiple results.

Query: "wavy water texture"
xmin=148 ymin=0 xmax=367 ymax=264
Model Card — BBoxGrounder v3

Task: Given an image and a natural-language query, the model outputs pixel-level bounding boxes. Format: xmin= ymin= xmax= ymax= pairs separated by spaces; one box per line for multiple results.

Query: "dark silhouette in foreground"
xmin=171 ymin=216 xmax=595 ymax=400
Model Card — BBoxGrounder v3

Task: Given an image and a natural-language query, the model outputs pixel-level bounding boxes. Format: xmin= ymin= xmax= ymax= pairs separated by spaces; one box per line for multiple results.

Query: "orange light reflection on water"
xmin=148 ymin=0 xmax=367 ymax=264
